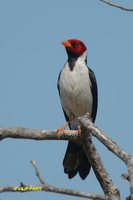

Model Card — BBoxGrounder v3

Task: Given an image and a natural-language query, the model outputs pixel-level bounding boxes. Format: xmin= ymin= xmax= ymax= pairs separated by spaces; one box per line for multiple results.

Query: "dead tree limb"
xmin=1 ymin=113 xmax=133 ymax=198
xmin=77 ymin=125 xmax=119 ymax=199
xmin=30 ymin=160 xmax=109 ymax=200
xmin=0 ymin=183 xmax=109 ymax=200
xmin=0 ymin=161 xmax=109 ymax=200
xmin=99 ymin=0 xmax=133 ymax=11
xmin=82 ymin=139 xmax=119 ymax=199
xmin=0 ymin=127 xmax=77 ymax=141
xmin=0 ymin=126 xmax=119 ymax=198
xmin=79 ymin=113 xmax=133 ymax=200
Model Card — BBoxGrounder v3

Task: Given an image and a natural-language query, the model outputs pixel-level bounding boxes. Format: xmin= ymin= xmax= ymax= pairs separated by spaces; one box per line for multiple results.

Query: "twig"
xmin=99 ymin=0 xmax=133 ymax=11
xmin=31 ymin=160 xmax=109 ymax=200
xmin=31 ymin=160 xmax=45 ymax=184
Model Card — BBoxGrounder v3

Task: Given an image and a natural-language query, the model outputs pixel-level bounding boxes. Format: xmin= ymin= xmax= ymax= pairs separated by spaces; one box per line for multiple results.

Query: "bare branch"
xmin=30 ymin=159 xmax=109 ymax=200
xmin=0 ymin=113 xmax=133 ymax=198
xmin=99 ymin=0 xmax=133 ymax=11
xmin=0 ymin=182 xmax=108 ymax=199
xmin=79 ymin=113 xmax=133 ymax=199
xmin=0 ymin=127 xmax=77 ymax=141
xmin=31 ymin=160 xmax=46 ymax=184
xmin=0 ymin=127 xmax=119 ymax=198
xmin=77 ymin=126 xmax=119 ymax=199
xmin=82 ymin=138 xmax=119 ymax=199
xmin=79 ymin=114 xmax=131 ymax=163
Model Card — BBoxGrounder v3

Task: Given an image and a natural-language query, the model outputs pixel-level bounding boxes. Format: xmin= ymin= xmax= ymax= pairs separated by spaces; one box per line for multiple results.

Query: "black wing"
xmin=88 ymin=67 xmax=98 ymax=123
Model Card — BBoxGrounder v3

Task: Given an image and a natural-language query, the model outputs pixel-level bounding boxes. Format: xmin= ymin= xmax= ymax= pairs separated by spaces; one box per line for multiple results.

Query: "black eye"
xmin=72 ymin=42 xmax=79 ymax=47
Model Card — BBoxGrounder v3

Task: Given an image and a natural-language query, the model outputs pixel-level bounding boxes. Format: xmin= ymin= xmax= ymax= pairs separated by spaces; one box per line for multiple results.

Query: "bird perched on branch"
xmin=57 ymin=39 xmax=98 ymax=180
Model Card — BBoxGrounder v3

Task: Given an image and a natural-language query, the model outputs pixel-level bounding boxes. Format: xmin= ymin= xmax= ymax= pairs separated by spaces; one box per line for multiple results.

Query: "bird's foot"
xmin=78 ymin=125 xmax=82 ymax=137
xmin=56 ymin=115 xmax=74 ymax=133
xmin=56 ymin=122 xmax=69 ymax=133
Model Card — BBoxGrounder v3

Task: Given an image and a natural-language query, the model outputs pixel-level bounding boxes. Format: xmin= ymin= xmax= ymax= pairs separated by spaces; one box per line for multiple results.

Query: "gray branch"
xmin=76 ymin=125 xmax=119 ymax=199
xmin=30 ymin=160 xmax=108 ymax=200
xmin=0 ymin=126 xmax=115 ymax=199
xmin=0 ymin=126 xmax=118 ymax=198
xmin=0 ymin=127 xmax=77 ymax=141
xmin=82 ymin=139 xmax=119 ymax=199
xmin=0 ymin=184 xmax=109 ymax=200
xmin=99 ymin=0 xmax=133 ymax=11
xmin=79 ymin=113 xmax=133 ymax=200
xmin=0 ymin=113 xmax=133 ymax=199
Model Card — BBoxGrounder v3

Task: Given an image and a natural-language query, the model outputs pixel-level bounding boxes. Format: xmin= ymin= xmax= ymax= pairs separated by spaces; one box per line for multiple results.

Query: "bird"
xmin=57 ymin=39 xmax=98 ymax=180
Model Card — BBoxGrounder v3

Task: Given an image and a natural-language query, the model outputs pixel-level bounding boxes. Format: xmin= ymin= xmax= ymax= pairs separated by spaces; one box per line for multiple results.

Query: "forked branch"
xmin=0 ymin=113 xmax=133 ymax=199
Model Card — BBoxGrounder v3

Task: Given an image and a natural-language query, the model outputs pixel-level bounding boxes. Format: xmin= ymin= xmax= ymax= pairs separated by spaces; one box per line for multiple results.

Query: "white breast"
xmin=59 ymin=53 xmax=93 ymax=124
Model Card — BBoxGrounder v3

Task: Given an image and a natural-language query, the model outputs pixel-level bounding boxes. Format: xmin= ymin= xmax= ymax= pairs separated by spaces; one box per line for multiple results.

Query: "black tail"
xmin=63 ymin=141 xmax=91 ymax=179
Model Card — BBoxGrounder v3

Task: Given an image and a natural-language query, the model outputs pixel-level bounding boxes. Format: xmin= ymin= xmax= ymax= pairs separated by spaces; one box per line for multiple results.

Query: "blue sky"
xmin=0 ymin=0 xmax=133 ymax=199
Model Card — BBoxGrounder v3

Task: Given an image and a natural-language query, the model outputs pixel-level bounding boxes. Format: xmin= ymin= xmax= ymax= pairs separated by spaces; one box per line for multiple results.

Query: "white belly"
xmin=59 ymin=62 xmax=93 ymax=120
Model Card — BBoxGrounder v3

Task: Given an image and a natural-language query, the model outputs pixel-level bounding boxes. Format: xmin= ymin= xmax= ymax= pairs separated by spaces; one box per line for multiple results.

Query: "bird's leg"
xmin=56 ymin=121 xmax=69 ymax=133
xmin=77 ymin=124 xmax=82 ymax=137
xmin=56 ymin=115 xmax=74 ymax=133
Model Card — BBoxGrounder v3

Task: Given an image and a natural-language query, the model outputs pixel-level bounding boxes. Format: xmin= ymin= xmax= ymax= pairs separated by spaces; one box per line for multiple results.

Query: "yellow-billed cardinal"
xmin=57 ymin=39 xmax=98 ymax=179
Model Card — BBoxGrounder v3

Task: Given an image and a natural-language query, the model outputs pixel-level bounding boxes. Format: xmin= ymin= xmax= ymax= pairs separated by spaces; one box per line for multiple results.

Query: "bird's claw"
xmin=56 ymin=117 xmax=72 ymax=134
xmin=56 ymin=124 xmax=68 ymax=139
xmin=56 ymin=127 xmax=66 ymax=133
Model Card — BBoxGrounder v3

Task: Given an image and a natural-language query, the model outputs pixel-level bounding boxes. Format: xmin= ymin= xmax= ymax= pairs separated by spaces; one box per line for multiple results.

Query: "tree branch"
xmin=99 ymin=0 xmax=133 ymax=11
xmin=0 ymin=124 xmax=120 ymax=198
xmin=0 ymin=127 xmax=77 ymax=141
xmin=78 ymin=114 xmax=131 ymax=163
xmin=31 ymin=160 xmax=109 ymax=200
xmin=0 ymin=184 xmax=109 ymax=200
xmin=0 ymin=160 xmax=109 ymax=200
xmin=0 ymin=126 xmax=119 ymax=198
xmin=1 ymin=113 xmax=133 ymax=198
xmin=31 ymin=160 xmax=46 ymax=184
xmin=83 ymin=140 xmax=119 ymax=199
xmin=79 ymin=113 xmax=133 ymax=199
xmin=77 ymin=126 xmax=119 ymax=199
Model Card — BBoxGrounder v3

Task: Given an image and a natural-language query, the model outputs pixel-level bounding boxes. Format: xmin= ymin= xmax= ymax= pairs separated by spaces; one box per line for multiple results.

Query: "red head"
xmin=62 ymin=39 xmax=87 ymax=57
